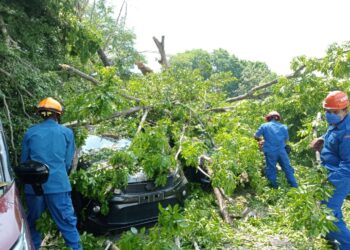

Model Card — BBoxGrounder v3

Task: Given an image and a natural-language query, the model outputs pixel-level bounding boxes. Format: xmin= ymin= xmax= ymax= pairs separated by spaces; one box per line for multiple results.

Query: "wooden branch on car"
xmin=136 ymin=108 xmax=149 ymax=133
xmin=225 ymin=65 xmax=305 ymax=103
xmin=108 ymin=106 xmax=145 ymax=120
xmin=175 ymin=125 xmax=187 ymax=161
xmin=153 ymin=36 xmax=169 ymax=68
xmin=59 ymin=64 xmax=141 ymax=102
xmin=198 ymin=155 xmax=232 ymax=224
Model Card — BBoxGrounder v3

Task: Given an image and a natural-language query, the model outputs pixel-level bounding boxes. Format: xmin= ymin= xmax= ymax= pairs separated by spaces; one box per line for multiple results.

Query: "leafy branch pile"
xmin=2 ymin=0 xmax=350 ymax=248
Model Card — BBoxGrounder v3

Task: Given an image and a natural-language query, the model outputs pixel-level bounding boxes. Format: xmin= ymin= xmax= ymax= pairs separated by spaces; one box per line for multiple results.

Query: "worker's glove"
xmin=285 ymin=145 xmax=291 ymax=154
xmin=309 ymin=138 xmax=324 ymax=152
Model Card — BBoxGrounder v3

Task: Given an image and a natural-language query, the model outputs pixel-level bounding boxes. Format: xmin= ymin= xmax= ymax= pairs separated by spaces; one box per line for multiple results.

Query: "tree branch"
xmin=136 ymin=108 xmax=149 ymax=134
xmin=0 ymin=67 xmax=11 ymax=77
xmin=135 ymin=62 xmax=153 ymax=75
xmin=198 ymin=155 xmax=232 ymax=224
xmin=17 ymin=88 xmax=32 ymax=119
xmin=59 ymin=64 xmax=141 ymax=102
xmin=225 ymin=65 xmax=305 ymax=103
xmin=59 ymin=64 xmax=99 ymax=84
xmin=175 ymin=125 xmax=187 ymax=161
xmin=1 ymin=94 xmax=17 ymax=165
xmin=153 ymin=36 xmax=169 ymax=68
xmin=97 ymin=49 xmax=113 ymax=67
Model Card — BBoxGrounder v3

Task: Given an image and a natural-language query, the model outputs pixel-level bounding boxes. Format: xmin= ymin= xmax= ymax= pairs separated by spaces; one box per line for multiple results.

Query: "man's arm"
xmin=254 ymin=125 xmax=264 ymax=150
xmin=20 ymin=133 xmax=30 ymax=163
xmin=337 ymin=133 xmax=350 ymax=176
xmin=65 ymin=129 xmax=76 ymax=172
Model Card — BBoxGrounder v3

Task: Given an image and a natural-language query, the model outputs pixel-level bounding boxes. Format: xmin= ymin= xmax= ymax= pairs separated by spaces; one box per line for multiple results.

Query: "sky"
xmin=111 ymin=0 xmax=349 ymax=75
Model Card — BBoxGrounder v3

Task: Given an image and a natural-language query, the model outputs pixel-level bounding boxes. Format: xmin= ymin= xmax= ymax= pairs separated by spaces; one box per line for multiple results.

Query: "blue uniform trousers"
xmin=325 ymin=172 xmax=350 ymax=249
xmin=25 ymin=192 xmax=82 ymax=250
xmin=264 ymin=149 xmax=298 ymax=188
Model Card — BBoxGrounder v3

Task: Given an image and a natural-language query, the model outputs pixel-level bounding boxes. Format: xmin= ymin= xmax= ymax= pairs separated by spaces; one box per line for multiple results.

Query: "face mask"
xmin=325 ymin=112 xmax=342 ymax=125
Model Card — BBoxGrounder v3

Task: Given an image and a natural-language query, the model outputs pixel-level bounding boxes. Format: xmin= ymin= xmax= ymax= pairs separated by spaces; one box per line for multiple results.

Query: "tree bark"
xmin=59 ymin=64 xmax=141 ymax=102
xmin=153 ymin=36 xmax=169 ymax=68
xmin=97 ymin=48 xmax=113 ymax=67
xmin=135 ymin=62 xmax=153 ymax=75
xmin=225 ymin=65 xmax=305 ymax=103
xmin=198 ymin=155 xmax=232 ymax=224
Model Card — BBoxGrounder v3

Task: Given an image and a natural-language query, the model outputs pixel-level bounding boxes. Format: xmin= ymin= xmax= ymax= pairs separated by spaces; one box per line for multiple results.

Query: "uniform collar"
xmin=43 ymin=118 xmax=58 ymax=124
xmin=331 ymin=114 xmax=349 ymax=130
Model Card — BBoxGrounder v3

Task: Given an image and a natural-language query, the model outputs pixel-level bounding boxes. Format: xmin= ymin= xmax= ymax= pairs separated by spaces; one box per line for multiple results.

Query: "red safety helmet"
xmin=323 ymin=91 xmax=349 ymax=110
xmin=37 ymin=97 xmax=63 ymax=115
xmin=265 ymin=111 xmax=281 ymax=122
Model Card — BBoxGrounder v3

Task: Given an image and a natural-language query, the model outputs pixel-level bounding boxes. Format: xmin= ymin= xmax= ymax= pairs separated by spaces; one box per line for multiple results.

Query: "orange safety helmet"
xmin=265 ymin=111 xmax=281 ymax=122
xmin=323 ymin=91 xmax=349 ymax=110
xmin=37 ymin=97 xmax=63 ymax=115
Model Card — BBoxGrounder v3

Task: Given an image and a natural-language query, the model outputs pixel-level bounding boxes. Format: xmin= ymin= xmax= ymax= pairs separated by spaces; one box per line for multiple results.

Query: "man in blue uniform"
xmin=310 ymin=90 xmax=350 ymax=249
xmin=254 ymin=111 xmax=298 ymax=188
xmin=21 ymin=97 xmax=82 ymax=250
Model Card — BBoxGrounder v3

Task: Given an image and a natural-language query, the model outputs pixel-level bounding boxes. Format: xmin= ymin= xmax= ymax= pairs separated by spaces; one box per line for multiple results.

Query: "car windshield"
xmin=81 ymin=135 xmax=148 ymax=183
xmin=81 ymin=135 xmax=131 ymax=153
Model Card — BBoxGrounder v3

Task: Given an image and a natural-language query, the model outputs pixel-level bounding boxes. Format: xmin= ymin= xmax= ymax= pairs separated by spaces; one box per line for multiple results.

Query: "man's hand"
xmin=309 ymin=138 xmax=324 ymax=152
xmin=258 ymin=140 xmax=264 ymax=151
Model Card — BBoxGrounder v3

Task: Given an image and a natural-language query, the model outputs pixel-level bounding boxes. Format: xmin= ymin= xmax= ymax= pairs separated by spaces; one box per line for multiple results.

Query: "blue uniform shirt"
xmin=321 ymin=114 xmax=350 ymax=176
xmin=21 ymin=119 xmax=75 ymax=194
xmin=255 ymin=120 xmax=289 ymax=153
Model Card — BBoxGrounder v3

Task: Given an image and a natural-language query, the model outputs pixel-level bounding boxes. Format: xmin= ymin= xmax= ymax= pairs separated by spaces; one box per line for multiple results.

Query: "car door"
xmin=0 ymin=121 xmax=34 ymax=250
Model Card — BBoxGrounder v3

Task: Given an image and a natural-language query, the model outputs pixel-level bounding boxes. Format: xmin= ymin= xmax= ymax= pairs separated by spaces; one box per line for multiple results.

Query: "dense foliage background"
xmin=2 ymin=0 xmax=350 ymax=249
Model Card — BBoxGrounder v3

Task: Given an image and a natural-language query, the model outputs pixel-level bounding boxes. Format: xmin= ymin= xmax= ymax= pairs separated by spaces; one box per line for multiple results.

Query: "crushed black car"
xmin=72 ymin=135 xmax=188 ymax=235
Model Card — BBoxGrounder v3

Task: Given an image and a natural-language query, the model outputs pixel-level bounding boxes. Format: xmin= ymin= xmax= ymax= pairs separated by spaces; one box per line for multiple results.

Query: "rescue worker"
xmin=254 ymin=111 xmax=298 ymax=188
xmin=21 ymin=97 xmax=82 ymax=250
xmin=310 ymin=90 xmax=350 ymax=249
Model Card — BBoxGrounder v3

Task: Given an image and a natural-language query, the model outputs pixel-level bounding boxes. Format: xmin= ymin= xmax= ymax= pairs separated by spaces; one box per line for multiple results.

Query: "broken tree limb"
xmin=59 ymin=64 xmax=141 ymax=102
xmin=136 ymin=108 xmax=149 ymax=133
xmin=59 ymin=64 xmax=99 ymax=84
xmin=64 ymin=106 xmax=146 ymax=128
xmin=208 ymin=92 xmax=272 ymax=112
xmin=225 ymin=65 xmax=305 ymax=103
xmin=153 ymin=36 xmax=169 ymax=68
xmin=198 ymin=155 xmax=232 ymax=224
xmin=312 ymin=112 xmax=322 ymax=167
xmin=135 ymin=61 xmax=153 ymax=75
xmin=175 ymin=102 xmax=216 ymax=148
xmin=97 ymin=48 xmax=113 ymax=67
xmin=17 ymin=88 xmax=32 ymax=119
xmin=175 ymin=125 xmax=187 ymax=161
xmin=108 ymin=106 xmax=145 ymax=120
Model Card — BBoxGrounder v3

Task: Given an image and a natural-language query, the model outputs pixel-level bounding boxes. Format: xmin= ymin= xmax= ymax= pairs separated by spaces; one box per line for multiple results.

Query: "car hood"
xmin=0 ymin=182 xmax=23 ymax=249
